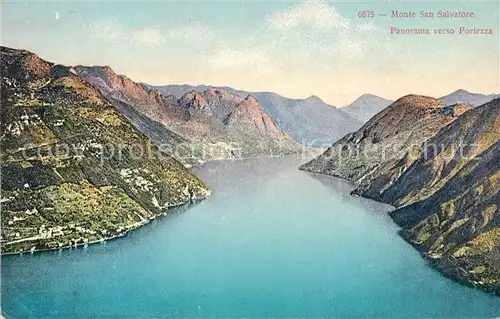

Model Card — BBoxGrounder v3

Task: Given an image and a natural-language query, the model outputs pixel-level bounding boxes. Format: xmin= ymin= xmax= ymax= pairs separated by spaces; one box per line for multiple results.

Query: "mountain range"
xmin=151 ymin=85 xmax=499 ymax=146
xmin=338 ymin=89 xmax=498 ymax=124
xmin=440 ymin=89 xmax=500 ymax=107
xmin=150 ymin=84 xmax=364 ymax=147
xmin=75 ymin=68 xmax=302 ymax=163
xmin=300 ymin=95 xmax=499 ymax=295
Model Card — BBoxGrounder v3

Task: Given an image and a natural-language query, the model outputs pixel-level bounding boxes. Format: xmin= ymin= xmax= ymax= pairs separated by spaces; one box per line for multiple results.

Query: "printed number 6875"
xmin=357 ymin=11 xmax=375 ymax=18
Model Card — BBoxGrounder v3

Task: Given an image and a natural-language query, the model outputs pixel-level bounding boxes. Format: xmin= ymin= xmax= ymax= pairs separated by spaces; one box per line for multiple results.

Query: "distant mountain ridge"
xmin=75 ymin=68 xmax=301 ymax=163
xmin=300 ymin=95 xmax=470 ymax=187
xmin=340 ymin=93 xmax=393 ymax=123
xmin=440 ymin=89 xmax=500 ymax=107
xmin=337 ymin=89 xmax=499 ymax=126
xmin=150 ymin=84 xmax=363 ymax=147
xmin=149 ymin=84 xmax=211 ymax=99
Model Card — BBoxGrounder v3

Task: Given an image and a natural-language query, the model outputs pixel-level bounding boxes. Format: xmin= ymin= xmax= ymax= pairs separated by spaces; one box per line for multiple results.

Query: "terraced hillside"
xmin=0 ymin=47 xmax=210 ymax=254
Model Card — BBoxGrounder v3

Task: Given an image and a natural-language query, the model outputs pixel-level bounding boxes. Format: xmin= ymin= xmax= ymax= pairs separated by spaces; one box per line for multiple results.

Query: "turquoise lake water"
xmin=2 ymin=156 xmax=499 ymax=318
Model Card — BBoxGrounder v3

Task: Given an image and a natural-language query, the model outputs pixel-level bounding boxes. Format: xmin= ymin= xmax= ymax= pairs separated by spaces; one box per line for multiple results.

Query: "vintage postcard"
xmin=1 ymin=0 xmax=499 ymax=318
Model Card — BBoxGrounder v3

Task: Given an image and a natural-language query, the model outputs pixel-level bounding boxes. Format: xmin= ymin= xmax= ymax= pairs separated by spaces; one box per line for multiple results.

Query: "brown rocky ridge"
xmin=74 ymin=66 xmax=302 ymax=164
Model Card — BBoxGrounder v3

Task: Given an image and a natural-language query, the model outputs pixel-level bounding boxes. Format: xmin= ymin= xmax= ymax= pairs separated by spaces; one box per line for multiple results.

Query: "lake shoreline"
xmin=302 ymin=167 xmax=500 ymax=298
xmin=1 ymin=199 xmax=206 ymax=256
xmin=2 ymin=154 xmax=308 ymax=257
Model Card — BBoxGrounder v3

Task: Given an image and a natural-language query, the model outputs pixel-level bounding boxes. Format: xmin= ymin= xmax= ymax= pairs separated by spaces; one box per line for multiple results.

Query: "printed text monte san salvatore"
xmin=391 ymin=10 xmax=475 ymax=19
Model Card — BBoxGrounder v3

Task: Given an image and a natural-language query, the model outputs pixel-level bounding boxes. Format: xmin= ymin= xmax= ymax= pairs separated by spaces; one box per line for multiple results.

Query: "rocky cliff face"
xmin=362 ymin=100 xmax=497 ymax=206
xmin=300 ymin=95 xmax=470 ymax=189
xmin=223 ymin=95 xmax=283 ymax=137
xmin=151 ymin=84 xmax=363 ymax=147
xmin=74 ymin=66 xmax=183 ymax=135
xmin=388 ymin=100 xmax=499 ymax=294
xmin=75 ymin=67 xmax=301 ymax=162
xmin=0 ymin=47 xmax=210 ymax=254
xmin=300 ymin=95 xmax=499 ymax=295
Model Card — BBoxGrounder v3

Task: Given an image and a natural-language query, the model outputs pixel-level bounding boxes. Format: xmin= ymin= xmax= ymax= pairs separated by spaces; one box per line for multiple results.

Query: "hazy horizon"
xmin=2 ymin=0 xmax=498 ymax=105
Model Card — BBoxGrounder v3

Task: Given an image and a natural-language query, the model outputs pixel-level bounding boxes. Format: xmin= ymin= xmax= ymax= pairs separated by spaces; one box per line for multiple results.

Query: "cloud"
xmin=90 ymin=20 xmax=126 ymax=43
xmin=355 ymin=23 xmax=379 ymax=33
xmin=201 ymin=3 xmax=381 ymax=76
xmin=91 ymin=20 xmax=213 ymax=48
xmin=266 ymin=0 xmax=349 ymax=31
xmin=264 ymin=1 xmax=381 ymax=58
xmin=335 ymin=23 xmax=380 ymax=58
xmin=336 ymin=34 xmax=369 ymax=58
xmin=261 ymin=1 xmax=381 ymax=58
xmin=54 ymin=12 xmax=60 ymax=21
xmin=165 ymin=24 xmax=213 ymax=41
xmin=133 ymin=27 xmax=166 ymax=47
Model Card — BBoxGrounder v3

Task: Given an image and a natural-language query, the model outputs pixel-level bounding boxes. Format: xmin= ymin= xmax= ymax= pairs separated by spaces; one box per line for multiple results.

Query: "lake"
xmin=2 ymin=156 xmax=499 ymax=318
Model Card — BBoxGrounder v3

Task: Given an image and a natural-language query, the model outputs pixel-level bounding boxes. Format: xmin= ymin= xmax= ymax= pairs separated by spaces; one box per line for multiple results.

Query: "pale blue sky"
xmin=2 ymin=0 xmax=498 ymax=105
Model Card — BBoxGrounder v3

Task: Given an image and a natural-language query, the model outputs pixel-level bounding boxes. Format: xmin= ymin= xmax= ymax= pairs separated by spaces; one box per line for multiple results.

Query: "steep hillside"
xmin=362 ymin=99 xmax=498 ymax=206
xmin=301 ymin=94 xmax=499 ymax=295
xmin=0 ymin=47 xmax=210 ymax=254
xmin=440 ymin=89 xmax=499 ymax=107
xmin=388 ymin=100 xmax=500 ymax=294
xmin=300 ymin=95 xmax=470 ymax=189
xmin=110 ymin=98 xmax=187 ymax=155
xmin=76 ymin=69 xmax=301 ymax=162
xmin=341 ymin=93 xmax=393 ymax=123
xmin=151 ymin=84 xmax=363 ymax=147
xmin=391 ymin=142 xmax=498 ymax=294
xmin=74 ymin=66 xmax=181 ymax=127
